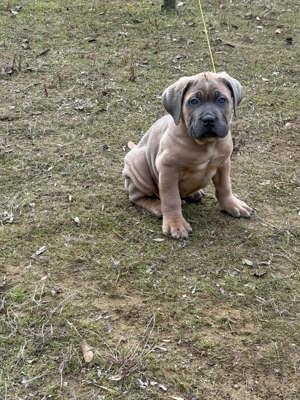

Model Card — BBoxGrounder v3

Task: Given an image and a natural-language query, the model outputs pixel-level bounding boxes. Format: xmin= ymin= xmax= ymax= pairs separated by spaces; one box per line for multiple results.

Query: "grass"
xmin=0 ymin=0 xmax=299 ymax=399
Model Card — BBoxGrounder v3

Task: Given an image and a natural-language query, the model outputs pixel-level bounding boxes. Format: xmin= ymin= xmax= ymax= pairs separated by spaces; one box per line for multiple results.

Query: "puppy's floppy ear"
xmin=217 ymin=72 xmax=244 ymax=116
xmin=162 ymin=77 xmax=192 ymax=125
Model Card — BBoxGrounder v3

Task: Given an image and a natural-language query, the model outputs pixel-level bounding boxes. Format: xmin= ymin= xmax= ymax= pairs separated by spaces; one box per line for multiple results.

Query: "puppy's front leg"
xmin=159 ymin=168 xmax=192 ymax=239
xmin=213 ymin=159 xmax=253 ymax=218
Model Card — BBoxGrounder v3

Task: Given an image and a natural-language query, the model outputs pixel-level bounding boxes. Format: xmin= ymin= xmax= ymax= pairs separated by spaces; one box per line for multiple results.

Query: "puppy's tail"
xmin=128 ymin=141 xmax=136 ymax=150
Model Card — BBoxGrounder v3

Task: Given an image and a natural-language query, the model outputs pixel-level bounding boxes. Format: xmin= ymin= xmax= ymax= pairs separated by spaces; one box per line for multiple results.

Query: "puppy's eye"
xmin=216 ymin=97 xmax=227 ymax=104
xmin=189 ymin=97 xmax=200 ymax=106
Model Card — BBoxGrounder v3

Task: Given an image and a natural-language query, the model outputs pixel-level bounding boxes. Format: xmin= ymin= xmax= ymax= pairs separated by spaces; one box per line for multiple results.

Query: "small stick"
xmin=43 ymin=82 xmax=48 ymax=97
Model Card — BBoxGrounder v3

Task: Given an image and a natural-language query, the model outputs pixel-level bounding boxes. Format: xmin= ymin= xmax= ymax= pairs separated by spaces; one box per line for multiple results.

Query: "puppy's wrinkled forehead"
xmin=186 ymin=74 xmax=231 ymax=100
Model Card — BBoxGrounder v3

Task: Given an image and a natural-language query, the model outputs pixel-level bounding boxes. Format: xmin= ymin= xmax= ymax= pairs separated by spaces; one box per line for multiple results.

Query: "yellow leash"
xmin=197 ymin=0 xmax=216 ymax=73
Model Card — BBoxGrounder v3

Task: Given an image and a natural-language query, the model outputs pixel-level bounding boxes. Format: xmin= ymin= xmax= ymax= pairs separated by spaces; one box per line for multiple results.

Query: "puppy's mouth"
xmin=187 ymin=116 xmax=228 ymax=140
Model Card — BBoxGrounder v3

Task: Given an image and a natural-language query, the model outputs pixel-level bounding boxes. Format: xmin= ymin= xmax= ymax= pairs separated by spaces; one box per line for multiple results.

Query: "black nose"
xmin=201 ymin=114 xmax=216 ymax=127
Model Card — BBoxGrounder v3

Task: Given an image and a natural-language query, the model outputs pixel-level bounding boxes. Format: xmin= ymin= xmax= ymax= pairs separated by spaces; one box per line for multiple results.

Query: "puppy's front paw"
xmin=220 ymin=196 xmax=253 ymax=218
xmin=162 ymin=215 xmax=192 ymax=239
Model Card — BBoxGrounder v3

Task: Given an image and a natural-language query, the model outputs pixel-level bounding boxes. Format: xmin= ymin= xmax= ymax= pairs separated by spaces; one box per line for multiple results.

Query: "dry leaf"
xmin=1 ymin=65 xmax=15 ymax=76
xmin=253 ymin=270 xmax=267 ymax=278
xmin=285 ymin=122 xmax=294 ymax=129
xmin=72 ymin=216 xmax=81 ymax=226
xmin=32 ymin=246 xmax=47 ymax=258
xmin=118 ymin=31 xmax=128 ymax=37
xmin=257 ymin=260 xmax=271 ymax=266
xmin=242 ymin=258 xmax=254 ymax=267
xmin=85 ymin=36 xmax=97 ymax=42
xmin=22 ymin=39 xmax=30 ymax=49
xmin=10 ymin=9 xmax=19 ymax=16
xmin=109 ymin=375 xmax=123 ymax=381
xmin=81 ymin=339 xmax=94 ymax=363
xmin=159 ymin=384 xmax=168 ymax=392
xmin=2 ymin=211 xmax=14 ymax=224
xmin=137 ymin=378 xmax=148 ymax=389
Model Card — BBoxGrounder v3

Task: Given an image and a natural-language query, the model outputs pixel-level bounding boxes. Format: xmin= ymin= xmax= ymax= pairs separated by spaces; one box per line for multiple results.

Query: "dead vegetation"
xmin=0 ymin=0 xmax=299 ymax=399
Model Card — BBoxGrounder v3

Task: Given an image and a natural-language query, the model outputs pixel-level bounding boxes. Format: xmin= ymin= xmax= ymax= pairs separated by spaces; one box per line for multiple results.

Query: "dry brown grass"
xmin=0 ymin=0 xmax=299 ymax=399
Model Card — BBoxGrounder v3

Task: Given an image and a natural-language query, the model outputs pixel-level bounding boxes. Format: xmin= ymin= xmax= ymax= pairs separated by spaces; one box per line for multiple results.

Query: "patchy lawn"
xmin=0 ymin=0 xmax=299 ymax=399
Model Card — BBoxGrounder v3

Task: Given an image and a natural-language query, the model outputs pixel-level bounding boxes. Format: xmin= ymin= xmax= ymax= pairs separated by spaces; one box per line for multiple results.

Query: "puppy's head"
xmin=162 ymin=71 xmax=243 ymax=140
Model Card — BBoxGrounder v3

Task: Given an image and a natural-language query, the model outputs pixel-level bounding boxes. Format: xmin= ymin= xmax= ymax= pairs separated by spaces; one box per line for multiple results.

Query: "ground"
xmin=0 ymin=0 xmax=299 ymax=399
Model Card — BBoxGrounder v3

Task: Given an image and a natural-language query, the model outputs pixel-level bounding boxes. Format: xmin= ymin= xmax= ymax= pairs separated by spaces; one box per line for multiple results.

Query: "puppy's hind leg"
xmin=125 ymin=176 xmax=162 ymax=217
xmin=135 ymin=197 xmax=162 ymax=218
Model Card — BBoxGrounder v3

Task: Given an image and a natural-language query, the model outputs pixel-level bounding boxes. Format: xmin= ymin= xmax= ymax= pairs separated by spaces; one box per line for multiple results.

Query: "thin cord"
xmin=197 ymin=0 xmax=216 ymax=73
